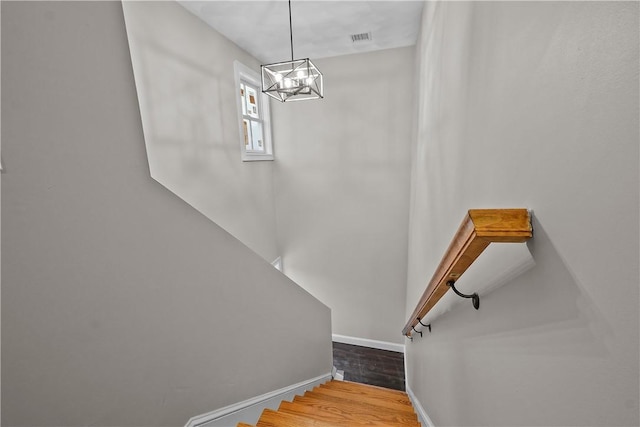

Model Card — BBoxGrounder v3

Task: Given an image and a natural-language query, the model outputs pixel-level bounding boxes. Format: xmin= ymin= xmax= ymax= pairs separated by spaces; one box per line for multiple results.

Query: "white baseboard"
xmin=184 ymin=373 xmax=332 ymax=427
xmin=404 ymin=351 xmax=409 ymax=397
xmin=406 ymin=384 xmax=435 ymax=427
xmin=332 ymin=334 xmax=405 ymax=353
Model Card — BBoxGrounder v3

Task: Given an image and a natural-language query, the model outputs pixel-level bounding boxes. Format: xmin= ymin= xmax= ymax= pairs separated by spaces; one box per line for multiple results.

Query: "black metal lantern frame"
xmin=262 ymin=58 xmax=323 ymax=102
xmin=261 ymin=1 xmax=324 ymax=102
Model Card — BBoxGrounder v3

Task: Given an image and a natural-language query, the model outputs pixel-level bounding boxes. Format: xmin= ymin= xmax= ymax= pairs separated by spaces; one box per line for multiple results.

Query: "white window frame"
xmin=234 ymin=61 xmax=274 ymax=162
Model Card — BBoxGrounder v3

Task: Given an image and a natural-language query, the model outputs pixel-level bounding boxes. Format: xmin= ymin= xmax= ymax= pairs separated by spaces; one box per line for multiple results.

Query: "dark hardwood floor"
xmin=332 ymin=341 xmax=406 ymax=391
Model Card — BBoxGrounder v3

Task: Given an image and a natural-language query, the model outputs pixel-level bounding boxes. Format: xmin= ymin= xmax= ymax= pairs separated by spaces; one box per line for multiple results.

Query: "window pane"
xmin=245 ymin=84 xmax=259 ymax=119
xmin=235 ymin=61 xmax=273 ymax=161
xmin=250 ymin=120 xmax=264 ymax=152
xmin=243 ymin=119 xmax=251 ymax=149
xmin=240 ymin=84 xmax=247 ymax=116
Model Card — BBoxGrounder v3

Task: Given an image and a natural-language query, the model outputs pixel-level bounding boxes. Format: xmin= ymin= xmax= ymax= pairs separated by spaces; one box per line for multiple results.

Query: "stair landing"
xmin=237 ymin=380 xmax=419 ymax=426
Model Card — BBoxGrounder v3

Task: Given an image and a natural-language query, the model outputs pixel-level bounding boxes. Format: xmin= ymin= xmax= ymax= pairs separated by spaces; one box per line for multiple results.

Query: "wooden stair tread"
xmin=256 ymin=408 xmax=414 ymax=427
xmin=323 ymin=380 xmax=410 ymax=400
xmin=296 ymin=393 xmax=416 ymax=419
xmin=307 ymin=388 xmax=414 ymax=414
xmin=315 ymin=384 xmax=414 ymax=412
xmin=251 ymin=380 xmax=418 ymax=427
xmin=281 ymin=395 xmax=419 ymax=426
xmin=256 ymin=409 xmax=325 ymax=427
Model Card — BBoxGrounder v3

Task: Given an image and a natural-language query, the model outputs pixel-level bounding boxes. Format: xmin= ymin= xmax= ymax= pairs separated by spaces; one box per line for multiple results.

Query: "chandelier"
xmin=261 ymin=0 xmax=324 ymax=102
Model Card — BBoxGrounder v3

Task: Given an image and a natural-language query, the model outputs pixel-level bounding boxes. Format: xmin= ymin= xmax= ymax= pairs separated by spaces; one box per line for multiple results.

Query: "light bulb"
xmin=296 ymin=70 xmax=305 ymax=79
xmin=275 ymin=73 xmax=283 ymax=82
xmin=284 ymin=78 xmax=292 ymax=88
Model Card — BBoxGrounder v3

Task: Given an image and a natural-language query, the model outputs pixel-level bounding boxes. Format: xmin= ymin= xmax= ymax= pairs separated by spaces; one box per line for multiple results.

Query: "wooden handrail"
xmin=402 ymin=209 xmax=533 ymax=336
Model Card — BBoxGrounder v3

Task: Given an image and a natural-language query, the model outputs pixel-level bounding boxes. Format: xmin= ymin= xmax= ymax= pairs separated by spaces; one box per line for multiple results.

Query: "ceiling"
xmin=177 ymin=1 xmax=425 ymax=63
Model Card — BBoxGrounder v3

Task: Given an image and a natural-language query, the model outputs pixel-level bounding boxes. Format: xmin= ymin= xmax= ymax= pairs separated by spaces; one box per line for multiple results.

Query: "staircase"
xmin=237 ymin=380 xmax=420 ymax=426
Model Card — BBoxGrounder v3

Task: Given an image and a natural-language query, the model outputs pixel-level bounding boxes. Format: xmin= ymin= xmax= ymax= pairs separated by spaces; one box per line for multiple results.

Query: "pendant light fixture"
xmin=261 ymin=0 xmax=324 ymax=102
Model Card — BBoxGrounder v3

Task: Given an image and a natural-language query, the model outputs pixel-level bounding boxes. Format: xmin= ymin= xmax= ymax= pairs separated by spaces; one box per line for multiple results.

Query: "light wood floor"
xmin=237 ymin=380 xmax=419 ymax=427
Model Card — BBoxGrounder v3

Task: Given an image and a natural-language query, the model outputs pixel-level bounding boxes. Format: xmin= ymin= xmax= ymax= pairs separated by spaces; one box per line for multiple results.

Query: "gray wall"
xmin=405 ymin=2 xmax=639 ymax=426
xmin=125 ymin=2 xmax=414 ymax=346
xmin=272 ymin=47 xmax=414 ymax=344
xmin=0 ymin=3 xmax=3 ymax=422
xmin=1 ymin=2 xmax=331 ymax=426
xmin=123 ymin=1 xmax=280 ymax=263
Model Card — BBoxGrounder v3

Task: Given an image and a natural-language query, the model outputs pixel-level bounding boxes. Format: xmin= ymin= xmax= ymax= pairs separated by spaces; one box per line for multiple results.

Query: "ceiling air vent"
xmin=350 ymin=32 xmax=372 ymax=43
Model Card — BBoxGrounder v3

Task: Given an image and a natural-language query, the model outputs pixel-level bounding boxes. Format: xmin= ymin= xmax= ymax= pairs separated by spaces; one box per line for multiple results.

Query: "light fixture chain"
xmin=288 ymin=0 xmax=294 ymax=61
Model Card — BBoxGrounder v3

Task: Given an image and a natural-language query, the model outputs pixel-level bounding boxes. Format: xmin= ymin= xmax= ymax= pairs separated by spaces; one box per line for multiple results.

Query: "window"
xmin=234 ymin=61 xmax=273 ymax=161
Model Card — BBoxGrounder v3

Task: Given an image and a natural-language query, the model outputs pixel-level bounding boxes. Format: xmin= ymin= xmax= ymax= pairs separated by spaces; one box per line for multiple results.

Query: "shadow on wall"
xmin=140 ymin=40 xmax=229 ymax=162
xmin=135 ymin=39 xmax=238 ymax=203
xmin=434 ymin=215 xmax=611 ymax=357
xmin=417 ymin=219 xmax=537 ymax=327
xmin=410 ymin=214 xmax=616 ymax=425
xmin=123 ymin=1 xmax=281 ymax=264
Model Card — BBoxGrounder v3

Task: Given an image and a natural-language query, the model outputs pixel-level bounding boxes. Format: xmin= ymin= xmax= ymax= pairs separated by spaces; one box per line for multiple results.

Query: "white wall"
xmin=1 ymin=2 xmax=332 ymax=426
xmin=272 ymin=47 xmax=414 ymax=345
xmin=123 ymin=1 xmax=280 ymax=263
xmin=0 ymin=4 xmax=2 ymax=422
xmin=406 ymin=2 xmax=639 ymax=426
